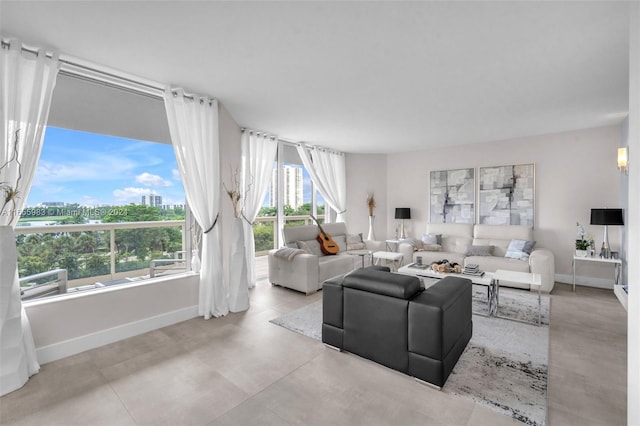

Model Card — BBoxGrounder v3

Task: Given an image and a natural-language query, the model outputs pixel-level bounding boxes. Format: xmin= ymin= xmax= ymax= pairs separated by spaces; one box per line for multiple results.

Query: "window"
xmin=253 ymin=141 xmax=332 ymax=254
xmin=16 ymin=71 xmax=189 ymax=301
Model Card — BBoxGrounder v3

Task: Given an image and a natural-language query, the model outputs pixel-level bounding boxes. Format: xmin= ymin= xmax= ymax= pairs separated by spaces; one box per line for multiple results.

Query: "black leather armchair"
xmin=322 ymin=266 xmax=472 ymax=388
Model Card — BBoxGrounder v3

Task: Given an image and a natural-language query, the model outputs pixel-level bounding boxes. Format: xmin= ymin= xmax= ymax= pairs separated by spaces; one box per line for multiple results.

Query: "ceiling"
xmin=1 ymin=1 xmax=630 ymax=154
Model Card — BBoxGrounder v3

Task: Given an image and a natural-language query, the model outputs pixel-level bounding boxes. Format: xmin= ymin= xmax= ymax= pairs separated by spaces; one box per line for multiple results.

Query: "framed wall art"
xmin=478 ymin=163 xmax=535 ymax=226
xmin=429 ymin=168 xmax=475 ymax=224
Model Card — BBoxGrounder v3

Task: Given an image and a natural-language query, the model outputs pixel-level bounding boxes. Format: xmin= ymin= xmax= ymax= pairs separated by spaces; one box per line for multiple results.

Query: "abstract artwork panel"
xmin=479 ymin=164 xmax=535 ymax=226
xmin=430 ymin=168 xmax=475 ymax=224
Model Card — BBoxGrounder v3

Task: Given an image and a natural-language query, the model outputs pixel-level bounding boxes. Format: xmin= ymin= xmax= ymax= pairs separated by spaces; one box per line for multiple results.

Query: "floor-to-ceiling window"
xmin=253 ymin=141 xmax=330 ymax=254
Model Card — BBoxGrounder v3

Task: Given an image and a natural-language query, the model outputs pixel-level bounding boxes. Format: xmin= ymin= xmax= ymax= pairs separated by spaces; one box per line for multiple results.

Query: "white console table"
xmin=572 ymin=255 xmax=622 ymax=292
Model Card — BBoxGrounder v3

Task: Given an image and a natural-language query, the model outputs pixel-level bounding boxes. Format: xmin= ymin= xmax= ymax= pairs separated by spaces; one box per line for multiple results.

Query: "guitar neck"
xmin=310 ymin=215 xmax=327 ymax=235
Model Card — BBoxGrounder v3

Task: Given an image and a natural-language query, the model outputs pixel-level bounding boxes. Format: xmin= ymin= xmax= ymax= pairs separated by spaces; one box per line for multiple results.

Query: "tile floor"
xmin=0 ymin=258 xmax=627 ymax=425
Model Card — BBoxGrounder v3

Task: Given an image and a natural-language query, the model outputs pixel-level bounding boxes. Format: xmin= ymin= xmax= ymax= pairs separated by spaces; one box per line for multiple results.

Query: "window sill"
xmin=23 ymin=271 xmax=198 ymax=307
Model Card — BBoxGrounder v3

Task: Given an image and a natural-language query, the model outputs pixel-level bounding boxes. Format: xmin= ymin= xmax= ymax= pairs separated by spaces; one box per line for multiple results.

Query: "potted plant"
xmin=575 ymin=238 xmax=590 ymax=257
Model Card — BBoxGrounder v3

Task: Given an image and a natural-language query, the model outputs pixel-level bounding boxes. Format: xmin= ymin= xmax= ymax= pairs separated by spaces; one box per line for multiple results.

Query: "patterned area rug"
xmin=270 ymin=287 xmax=550 ymax=426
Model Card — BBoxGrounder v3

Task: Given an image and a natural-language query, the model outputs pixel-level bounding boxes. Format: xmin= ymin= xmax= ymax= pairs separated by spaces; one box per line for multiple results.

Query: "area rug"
xmin=270 ymin=288 xmax=550 ymax=426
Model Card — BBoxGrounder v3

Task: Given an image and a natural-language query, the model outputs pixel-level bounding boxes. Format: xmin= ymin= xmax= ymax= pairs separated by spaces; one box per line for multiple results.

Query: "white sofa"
xmin=399 ymin=223 xmax=555 ymax=293
xmin=268 ymin=222 xmax=384 ymax=294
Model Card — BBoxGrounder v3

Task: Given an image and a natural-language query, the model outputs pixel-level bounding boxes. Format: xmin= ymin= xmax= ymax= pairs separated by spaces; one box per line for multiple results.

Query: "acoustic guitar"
xmin=310 ymin=215 xmax=339 ymax=255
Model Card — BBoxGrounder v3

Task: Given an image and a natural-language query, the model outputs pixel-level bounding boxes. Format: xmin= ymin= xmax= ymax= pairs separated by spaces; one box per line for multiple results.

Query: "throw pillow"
xmin=421 ymin=233 xmax=442 ymax=245
xmin=399 ymin=238 xmax=417 ymax=251
xmin=296 ymin=239 xmax=324 ymax=256
xmin=504 ymin=239 xmax=537 ymax=261
xmin=421 ymin=243 xmax=442 ymax=252
xmin=346 ymin=233 xmax=366 ymax=250
xmin=464 ymin=245 xmax=494 ymax=256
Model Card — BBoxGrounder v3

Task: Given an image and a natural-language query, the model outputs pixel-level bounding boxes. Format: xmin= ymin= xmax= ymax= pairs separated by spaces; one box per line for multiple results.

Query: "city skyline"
xmin=27 ymin=126 xmax=320 ymax=209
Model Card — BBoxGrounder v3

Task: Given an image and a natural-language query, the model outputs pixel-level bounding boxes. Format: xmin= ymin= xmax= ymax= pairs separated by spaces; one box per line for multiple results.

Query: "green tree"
xmin=253 ymin=223 xmax=274 ymax=252
xmin=103 ymin=204 xmax=161 ymax=223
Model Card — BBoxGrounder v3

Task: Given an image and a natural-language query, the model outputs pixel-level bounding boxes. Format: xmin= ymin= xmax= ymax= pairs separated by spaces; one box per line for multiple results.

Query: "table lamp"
xmin=590 ymin=208 xmax=624 ymax=258
xmin=395 ymin=208 xmax=411 ymax=239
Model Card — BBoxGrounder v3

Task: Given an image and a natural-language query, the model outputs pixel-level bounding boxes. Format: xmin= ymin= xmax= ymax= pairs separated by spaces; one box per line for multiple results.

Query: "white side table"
xmin=385 ymin=239 xmax=401 ymax=252
xmin=572 ymin=255 xmax=622 ymax=292
xmin=372 ymin=251 xmax=404 ymax=271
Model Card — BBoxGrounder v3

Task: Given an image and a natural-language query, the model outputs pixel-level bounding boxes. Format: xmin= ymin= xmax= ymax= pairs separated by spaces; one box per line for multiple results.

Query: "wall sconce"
xmin=617 ymin=147 xmax=628 ymax=174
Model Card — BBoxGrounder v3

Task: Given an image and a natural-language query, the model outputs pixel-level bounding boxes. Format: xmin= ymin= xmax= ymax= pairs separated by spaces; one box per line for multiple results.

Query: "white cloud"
xmin=33 ymin=155 xmax=138 ymax=185
xmin=172 ymin=169 xmax=181 ymax=181
xmin=113 ymin=187 xmax=154 ymax=203
xmin=135 ymin=172 xmax=173 ymax=187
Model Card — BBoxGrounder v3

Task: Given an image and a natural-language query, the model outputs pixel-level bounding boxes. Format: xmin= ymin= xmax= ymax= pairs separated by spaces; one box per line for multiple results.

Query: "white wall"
xmin=346 ymin=125 xmax=623 ymax=287
xmin=23 ymin=102 xmax=244 ymax=365
xmin=345 ymin=153 xmax=387 ymax=239
xmin=25 ymin=274 xmax=199 ymax=364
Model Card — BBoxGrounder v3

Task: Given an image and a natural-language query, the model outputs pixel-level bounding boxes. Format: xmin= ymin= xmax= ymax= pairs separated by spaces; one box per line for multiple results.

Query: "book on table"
xmin=463 ymin=264 xmax=484 ymax=276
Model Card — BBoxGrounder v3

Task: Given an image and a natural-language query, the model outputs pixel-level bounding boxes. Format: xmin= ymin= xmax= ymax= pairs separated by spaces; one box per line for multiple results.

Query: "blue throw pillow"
xmin=505 ymin=239 xmax=536 ymax=261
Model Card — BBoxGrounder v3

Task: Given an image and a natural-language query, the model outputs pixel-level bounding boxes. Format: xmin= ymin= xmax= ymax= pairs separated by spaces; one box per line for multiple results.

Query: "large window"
xmin=253 ymin=141 xmax=329 ymax=254
xmin=16 ymin=71 xmax=188 ymax=300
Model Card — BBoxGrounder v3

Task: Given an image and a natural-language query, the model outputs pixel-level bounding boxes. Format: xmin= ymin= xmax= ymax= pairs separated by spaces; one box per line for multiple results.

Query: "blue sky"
xmin=27 ymin=127 xmax=317 ymax=208
xmin=27 ymin=127 xmax=185 ymax=207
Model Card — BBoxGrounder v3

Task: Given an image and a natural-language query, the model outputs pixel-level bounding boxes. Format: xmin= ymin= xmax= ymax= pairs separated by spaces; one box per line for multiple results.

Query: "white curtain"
xmin=296 ymin=145 xmax=347 ymax=223
xmin=0 ymin=39 xmax=59 ymax=395
xmin=164 ymin=88 xmax=228 ymax=319
xmin=241 ymin=131 xmax=278 ymax=288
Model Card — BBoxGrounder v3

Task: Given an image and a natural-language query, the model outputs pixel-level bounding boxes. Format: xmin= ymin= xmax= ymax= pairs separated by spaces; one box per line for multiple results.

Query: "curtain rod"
xmin=2 ymin=40 xmax=165 ymax=94
xmin=2 ymin=39 xmax=211 ymax=103
xmin=240 ymin=127 xmax=278 ymax=140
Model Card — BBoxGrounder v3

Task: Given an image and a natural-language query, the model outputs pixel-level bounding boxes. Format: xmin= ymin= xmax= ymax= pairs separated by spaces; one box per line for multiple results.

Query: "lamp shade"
xmin=590 ymin=208 xmax=624 ymax=226
xmin=395 ymin=208 xmax=411 ymax=220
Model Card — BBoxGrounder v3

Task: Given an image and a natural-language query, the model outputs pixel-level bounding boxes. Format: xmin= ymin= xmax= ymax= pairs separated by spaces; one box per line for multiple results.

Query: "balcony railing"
xmin=15 ymin=215 xmax=321 ymax=299
xmin=16 ymin=220 xmax=186 ymax=299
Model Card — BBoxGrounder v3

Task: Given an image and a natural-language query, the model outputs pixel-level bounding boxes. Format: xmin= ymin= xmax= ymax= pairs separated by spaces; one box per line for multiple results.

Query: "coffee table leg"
xmin=488 ymin=279 xmax=499 ymax=317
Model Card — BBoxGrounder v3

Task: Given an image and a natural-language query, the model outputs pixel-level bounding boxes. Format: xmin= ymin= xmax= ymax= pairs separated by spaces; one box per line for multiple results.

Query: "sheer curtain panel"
xmin=296 ymin=145 xmax=347 ymax=223
xmin=164 ymin=88 xmax=228 ymax=319
xmin=1 ymin=39 xmax=60 ymax=395
xmin=241 ymin=131 xmax=278 ymax=288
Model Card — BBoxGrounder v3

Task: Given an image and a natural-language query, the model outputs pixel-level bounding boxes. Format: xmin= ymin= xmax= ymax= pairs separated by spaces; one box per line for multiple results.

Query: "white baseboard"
xmin=555 ymin=273 xmax=614 ymax=290
xmin=36 ymin=305 xmax=199 ymax=365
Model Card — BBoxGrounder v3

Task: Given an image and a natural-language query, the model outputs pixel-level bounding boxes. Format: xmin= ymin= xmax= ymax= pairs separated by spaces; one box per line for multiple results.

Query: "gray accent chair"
xmin=322 ymin=266 xmax=472 ymax=388
xmin=268 ymin=222 xmax=385 ymax=295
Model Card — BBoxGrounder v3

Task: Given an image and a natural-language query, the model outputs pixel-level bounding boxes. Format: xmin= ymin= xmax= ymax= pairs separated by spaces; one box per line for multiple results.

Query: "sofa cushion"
xmin=346 ymin=233 xmax=366 ymax=250
xmin=296 ymin=239 xmax=324 ymax=256
xmin=333 ymin=234 xmax=347 ymax=252
xmin=505 ymin=239 xmax=536 ymax=261
xmin=473 ymin=224 xmax=533 ymax=257
xmin=318 ymin=254 xmax=356 ymax=282
xmin=421 ymin=233 xmax=442 ymax=245
xmin=464 ymin=245 xmax=494 ymax=256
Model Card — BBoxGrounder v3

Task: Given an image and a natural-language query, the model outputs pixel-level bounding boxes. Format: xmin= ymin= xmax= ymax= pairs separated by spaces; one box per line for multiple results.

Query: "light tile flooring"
xmin=0 ymin=257 xmax=627 ymax=425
